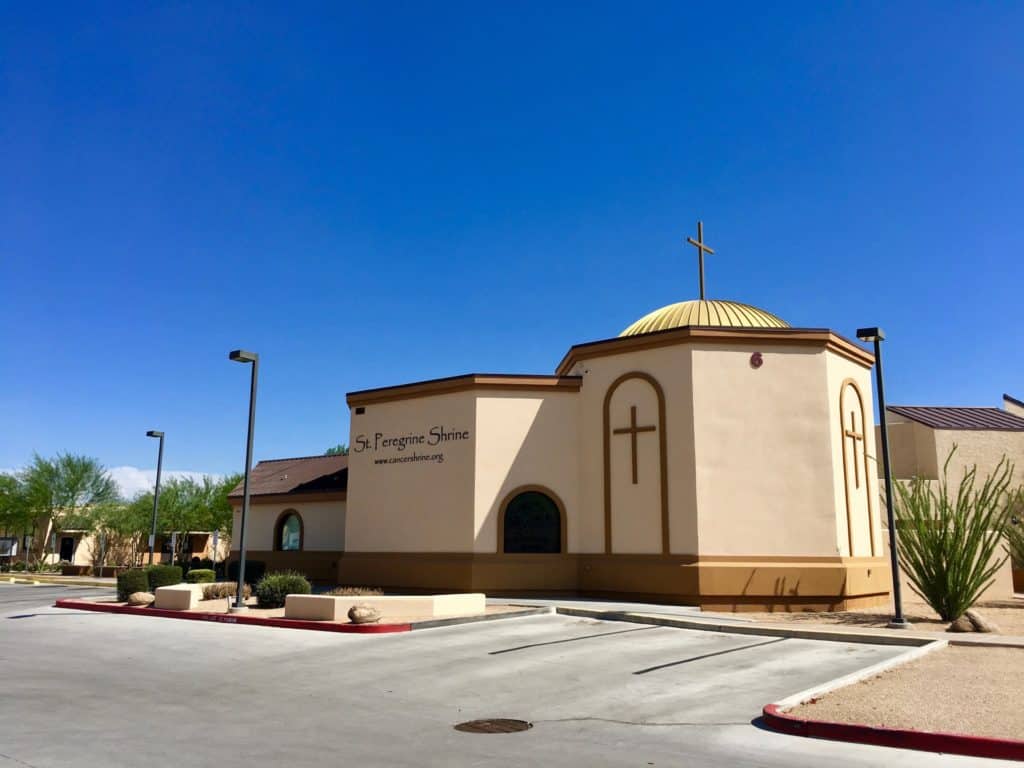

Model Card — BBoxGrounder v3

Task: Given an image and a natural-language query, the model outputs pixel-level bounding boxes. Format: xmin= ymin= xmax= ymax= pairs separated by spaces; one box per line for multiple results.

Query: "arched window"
xmin=502 ymin=489 xmax=563 ymax=553
xmin=275 ymin=511 xmax=303 ymax=552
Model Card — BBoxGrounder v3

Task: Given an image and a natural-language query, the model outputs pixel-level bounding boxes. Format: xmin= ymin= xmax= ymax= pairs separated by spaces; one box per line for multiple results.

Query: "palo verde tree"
xmin=20 ymin=453 xmax=118 ymax=560
xmin=130 ymin=473 xmax=240 ymax=562
xmin=894 ymin=447 xmax=1018 ymax=621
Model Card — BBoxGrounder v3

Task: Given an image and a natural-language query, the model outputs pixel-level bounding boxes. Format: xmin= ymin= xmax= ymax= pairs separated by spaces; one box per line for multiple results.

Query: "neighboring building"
xmin=880 ymin=401 xmax=1024 ymax=483
xmin=878 ymin=398 xmax=1024 ymax=600
xmin=227 ymin=454 xmax=347 ymax=582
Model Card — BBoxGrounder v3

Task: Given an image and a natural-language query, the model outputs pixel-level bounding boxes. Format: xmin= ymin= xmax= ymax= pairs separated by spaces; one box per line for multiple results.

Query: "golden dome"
xmin=620 ymin=299 xmax=789 ymax=337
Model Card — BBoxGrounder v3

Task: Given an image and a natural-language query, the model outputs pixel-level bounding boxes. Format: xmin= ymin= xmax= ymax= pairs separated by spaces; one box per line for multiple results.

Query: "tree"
xmin=325 ymin=444 xmax=349 ymax=456
xmin=21 ymin=453 xmax=118 ymax=561
xmin=0 ymin=473 xmax=35 ymax=565
xmin=895 ymin=447 xmax=1018 ymax=621
xmin=131 ymin=473 xmax=241 ymax=562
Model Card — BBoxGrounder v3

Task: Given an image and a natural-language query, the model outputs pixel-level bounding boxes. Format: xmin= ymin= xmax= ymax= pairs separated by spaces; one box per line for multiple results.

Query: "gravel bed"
xmin=790 ymin=646 xmax=1024 ymax=740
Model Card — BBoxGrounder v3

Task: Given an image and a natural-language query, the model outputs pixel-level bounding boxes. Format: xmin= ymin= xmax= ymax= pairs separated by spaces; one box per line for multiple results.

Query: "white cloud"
xmin=0 ymin=465 xmax=220 ymax=499
xmin=107 ymin=467 xmax=221 ymax=499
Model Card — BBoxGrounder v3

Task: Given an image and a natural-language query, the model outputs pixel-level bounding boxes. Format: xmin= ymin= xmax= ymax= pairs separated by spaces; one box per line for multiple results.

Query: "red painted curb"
xmin=763 ymin=703 xmax=1024 ymax=761
xmin=54 ymin=599 xmax=411 ymax=634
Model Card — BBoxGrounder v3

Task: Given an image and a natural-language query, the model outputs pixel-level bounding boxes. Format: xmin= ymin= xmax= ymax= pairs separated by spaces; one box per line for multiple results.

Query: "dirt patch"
xmin=737 ymin=595 xmax=1024 ymax=635
xmin=790 ymin=646 xmax=1024 ymax=740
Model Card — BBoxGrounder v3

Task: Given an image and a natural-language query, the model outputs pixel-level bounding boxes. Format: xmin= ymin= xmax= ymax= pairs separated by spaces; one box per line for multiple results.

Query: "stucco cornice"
xmin=555 ymin=326 xmax=874 ymax=375
xmin=346 ymin=373 xmax=582 ymax=407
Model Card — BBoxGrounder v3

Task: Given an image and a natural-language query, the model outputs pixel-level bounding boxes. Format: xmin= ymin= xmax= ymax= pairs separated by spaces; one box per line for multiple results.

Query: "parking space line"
xmin=633 ymin=637 xmax=787 ymax=674
xmin=489 ymin=625 xmax=661 ymax=655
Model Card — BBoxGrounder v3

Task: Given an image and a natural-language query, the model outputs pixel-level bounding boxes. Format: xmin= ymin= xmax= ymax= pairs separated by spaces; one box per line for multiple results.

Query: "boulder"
xmin=348 ymin=604 xmax=382 ymax=624
xmin=947 ymin=615 xmax=974 ymax=632
xmin=127 ymin=591 xmax=155 ymax=607
xmin=965 ymin=609 xmax=999 ymax=634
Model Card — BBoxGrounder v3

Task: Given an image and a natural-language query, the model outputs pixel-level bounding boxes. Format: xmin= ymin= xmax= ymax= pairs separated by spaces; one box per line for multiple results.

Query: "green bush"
xmin=186 ymin=569 xmax=215 ymax=583
xmin=895 ymin=448 xmax=1016 ymax=621
xmin=117 ymin=569 xmax=150 ymax=601
xmin=146 ymin=564 xmax=183 ymax=591
xmin=202 ymin=582 xmax=252 ymax=601
xmin=255 ymin=571 xmax=311 ymax=608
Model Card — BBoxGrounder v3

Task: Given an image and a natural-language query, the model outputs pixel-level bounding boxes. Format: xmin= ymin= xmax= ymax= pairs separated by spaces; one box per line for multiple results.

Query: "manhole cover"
xmin=454 ymin=719 xmax=533 ymax=734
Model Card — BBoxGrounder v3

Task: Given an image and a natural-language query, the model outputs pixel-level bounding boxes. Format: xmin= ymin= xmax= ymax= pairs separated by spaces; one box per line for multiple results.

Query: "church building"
xmin=333 ymin=225 xmax=891 ymax=611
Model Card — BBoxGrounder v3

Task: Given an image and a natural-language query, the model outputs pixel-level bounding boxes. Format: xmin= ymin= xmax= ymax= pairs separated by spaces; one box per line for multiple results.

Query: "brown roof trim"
xmin=346 ymin=373 xmax=583 ymax=406
xmin=555 ymin=326 xmax=874 ymax=375
xmin=1004 ymin=393 xmax=1024 ymax=409
xmin=229 ymin=490 xmax=347 ymax=505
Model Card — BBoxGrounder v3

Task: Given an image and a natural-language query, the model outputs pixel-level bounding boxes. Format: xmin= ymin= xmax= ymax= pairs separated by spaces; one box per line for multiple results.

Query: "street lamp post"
xmin=856 ymin=327 xmax=910 ymax=629
xmin=146 ymin=430 xmax=165 ymax=566
xmin=229 ymin=349 xmax=259 ymax=612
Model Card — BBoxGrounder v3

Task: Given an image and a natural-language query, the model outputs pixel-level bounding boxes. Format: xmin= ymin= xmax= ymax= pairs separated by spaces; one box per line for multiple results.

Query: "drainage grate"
xmin=454 ymin=719 xmax=533 ymax=734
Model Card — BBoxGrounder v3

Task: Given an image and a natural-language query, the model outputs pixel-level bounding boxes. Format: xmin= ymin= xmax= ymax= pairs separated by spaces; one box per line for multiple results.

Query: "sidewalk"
xmin=5 ymin=574 xmax=116 ymax=588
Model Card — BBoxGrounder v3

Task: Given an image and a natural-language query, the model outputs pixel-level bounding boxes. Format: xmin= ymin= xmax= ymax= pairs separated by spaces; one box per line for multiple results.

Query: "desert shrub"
xmin=186 ymin=569 xmax=215 ymax=583
xmin=895 ymin=448 xmax=1016 ymax=621
xmin=255 ymin=571 xmax=311 ymax=608
xmin=117 ymin=569 xmax=150 ymax=601
xmin=146 ymin=564 xmax=183 ymax=591
xmin=228 ymin=559 xmax=265 ymax=585
xmin=202 ymin=582 xmax=252 ymax=601
xmin=12 ymin=561 xmax=26 ymax=572
xmin=325 ymin=586 xmax=384 ymax=596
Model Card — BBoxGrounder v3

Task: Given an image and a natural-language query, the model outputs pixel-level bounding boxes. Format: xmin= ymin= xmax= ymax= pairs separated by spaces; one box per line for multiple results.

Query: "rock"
xmin=348 ymin=604 xmax=381 ymax=624
xmin=127 ymin=591 xmax=155 ymax=607
xmin=965 ymin=609 xmax=1000 ymax=634
xmin=947 ymin=615 xmax=974 ymax=632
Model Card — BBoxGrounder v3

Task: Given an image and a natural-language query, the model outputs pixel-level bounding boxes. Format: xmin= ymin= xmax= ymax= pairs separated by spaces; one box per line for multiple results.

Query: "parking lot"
xmin=0 ymin=584 xmax=1006 ymax=767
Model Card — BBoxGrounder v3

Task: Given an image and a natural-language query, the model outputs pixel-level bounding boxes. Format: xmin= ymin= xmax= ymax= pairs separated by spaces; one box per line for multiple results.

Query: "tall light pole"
xmin=856 ymin=327 xmax=910 ymax=629
xmin=146 ymin=430 xmax=165 ymax=566
xmin=229 ymin=349 xmax=258 ymax=612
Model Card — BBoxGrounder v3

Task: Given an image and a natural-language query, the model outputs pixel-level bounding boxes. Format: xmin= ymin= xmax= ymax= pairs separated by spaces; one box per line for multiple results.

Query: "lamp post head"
xmin=229 ymin=349 xmax=259 ymax=364
xmin=146 ymin=430 xmax=164 ymax=438
xmin=856 ymin=327 xmax=886 ymax=343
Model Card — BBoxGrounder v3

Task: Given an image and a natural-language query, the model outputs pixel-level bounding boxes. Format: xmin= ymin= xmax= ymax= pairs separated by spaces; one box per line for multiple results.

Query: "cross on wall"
xmin=612 ymin=405 xmax=657 ymax=485
xmin=844 ymin=410 xmax=865 ymax=488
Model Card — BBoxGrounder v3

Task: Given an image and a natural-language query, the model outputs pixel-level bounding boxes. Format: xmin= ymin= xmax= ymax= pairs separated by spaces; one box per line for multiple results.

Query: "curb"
xmin=53 ymin=599 xmax=411 ymax=634
xmin=554 ymin=607 xmax=935 ymax=647
xmin=762 ymin=703 xmax=1024 ymax=761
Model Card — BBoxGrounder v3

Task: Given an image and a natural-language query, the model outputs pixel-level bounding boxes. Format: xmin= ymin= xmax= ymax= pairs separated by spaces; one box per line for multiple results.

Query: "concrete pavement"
xmin=0 ymin=583 xmax=1010 ymax=767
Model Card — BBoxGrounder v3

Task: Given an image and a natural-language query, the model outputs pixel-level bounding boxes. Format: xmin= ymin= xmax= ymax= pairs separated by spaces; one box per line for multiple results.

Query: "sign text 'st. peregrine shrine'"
xmin=353 ymin=425 xmax=470 ymax=465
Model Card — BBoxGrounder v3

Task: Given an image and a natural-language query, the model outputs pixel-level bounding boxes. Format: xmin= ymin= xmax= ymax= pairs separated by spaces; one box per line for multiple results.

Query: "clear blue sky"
xmin=2 ymin=2 xmax=1022 ymax=482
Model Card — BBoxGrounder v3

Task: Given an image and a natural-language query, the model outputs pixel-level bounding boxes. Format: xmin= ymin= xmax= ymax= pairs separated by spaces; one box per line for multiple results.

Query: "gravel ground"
xmin=738 ymin=595 xmax=1024 ymax=635
xmin=790 ymin=646 xmax=1024 ymax=739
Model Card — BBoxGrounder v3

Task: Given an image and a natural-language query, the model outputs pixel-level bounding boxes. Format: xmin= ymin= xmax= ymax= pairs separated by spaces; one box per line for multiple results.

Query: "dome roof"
xmin=620 ymin=299 xmax=789 ymax=337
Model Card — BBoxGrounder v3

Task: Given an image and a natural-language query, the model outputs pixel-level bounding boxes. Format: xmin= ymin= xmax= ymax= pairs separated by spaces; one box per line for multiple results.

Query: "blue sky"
xmin=2 ymin=3 xmax=1022 ymax=489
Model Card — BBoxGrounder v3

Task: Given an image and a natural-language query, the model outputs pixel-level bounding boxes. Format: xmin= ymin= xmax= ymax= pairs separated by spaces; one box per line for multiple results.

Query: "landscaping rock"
xmin=965 ymin=609 xmax=999 ymax=634
xmin=947 ymin=615 xmax=974 ymax=632
xmin=127 ymin=591 xmax=155 ymax=607
xmin=348 ymin=604 xmax=381 ymax=624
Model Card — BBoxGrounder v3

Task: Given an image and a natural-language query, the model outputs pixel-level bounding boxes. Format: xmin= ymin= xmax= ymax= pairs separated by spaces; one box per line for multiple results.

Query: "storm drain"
xmin=454 ymin=719 xmax=533 ymax=734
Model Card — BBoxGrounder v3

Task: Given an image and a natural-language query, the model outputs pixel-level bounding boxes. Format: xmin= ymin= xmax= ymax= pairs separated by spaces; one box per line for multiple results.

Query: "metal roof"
xmin=887 ymin=405 xmax=1024 ymax=431
xmin=227 ymin=454 xmax=348 ymax=498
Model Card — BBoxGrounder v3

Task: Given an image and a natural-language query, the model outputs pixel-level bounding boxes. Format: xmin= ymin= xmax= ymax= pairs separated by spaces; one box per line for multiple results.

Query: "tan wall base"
xmin=227 ymin=550 xmax=343 ymax=583
xmin=337 ymin=552 xmax=891 ymax=612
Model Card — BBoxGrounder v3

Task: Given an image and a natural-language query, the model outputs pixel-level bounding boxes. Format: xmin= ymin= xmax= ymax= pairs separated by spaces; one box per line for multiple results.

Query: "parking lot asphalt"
xmin=0 ymin=583 xmax=1008 ymax=767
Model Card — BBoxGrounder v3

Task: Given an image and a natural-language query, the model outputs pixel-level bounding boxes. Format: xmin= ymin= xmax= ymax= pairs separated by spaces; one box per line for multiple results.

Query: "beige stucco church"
xmin=334 ymin=288 xmax=893 ymax=611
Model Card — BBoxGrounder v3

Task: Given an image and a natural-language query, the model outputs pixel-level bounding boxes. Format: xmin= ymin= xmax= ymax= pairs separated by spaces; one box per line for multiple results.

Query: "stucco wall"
xmin=571 ymin=344 xmax=697 ymax=555
xmin=230 ymin=499 xmax=345 ymax=552
xmin=346 ymin=391 xmax=476 ymax=551
xmin=826 ymin=352 xmax=882 ymax=557
xmin=473 ymin=392 xmax=579 ymax=553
